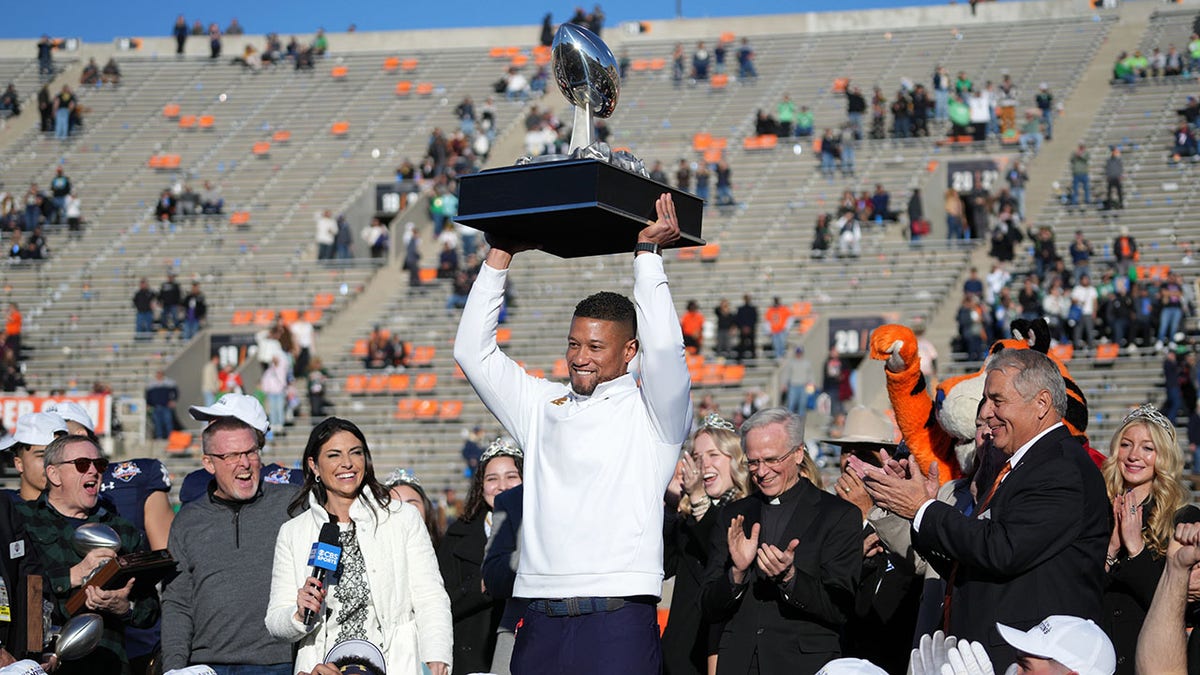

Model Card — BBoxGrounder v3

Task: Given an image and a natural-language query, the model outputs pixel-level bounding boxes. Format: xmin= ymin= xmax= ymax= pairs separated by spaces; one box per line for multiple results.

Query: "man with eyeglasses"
xmin=702 ymin=407 xmax=861 ymax=674
xmin=17 ymin=435 xmax=160 ymax=674
xmin=161 ymin=394 xmax=297 ymax=674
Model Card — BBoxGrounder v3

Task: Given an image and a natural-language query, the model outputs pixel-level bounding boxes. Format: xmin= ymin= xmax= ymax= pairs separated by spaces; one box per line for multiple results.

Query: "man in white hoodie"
xmin=455 ymin=194 xmax=693 ymax=674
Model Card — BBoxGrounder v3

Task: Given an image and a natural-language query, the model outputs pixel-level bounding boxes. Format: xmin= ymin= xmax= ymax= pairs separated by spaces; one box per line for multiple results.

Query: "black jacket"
xmin=437 ymin=514 xmax=501 ymax=674
xmin=662 ymin=505 xmax=722 ymax=675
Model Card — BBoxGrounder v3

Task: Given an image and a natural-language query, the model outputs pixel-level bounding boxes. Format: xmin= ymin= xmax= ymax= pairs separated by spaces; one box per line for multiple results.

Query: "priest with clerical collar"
xmin=702 ymin=408 xmax=862 ymax=675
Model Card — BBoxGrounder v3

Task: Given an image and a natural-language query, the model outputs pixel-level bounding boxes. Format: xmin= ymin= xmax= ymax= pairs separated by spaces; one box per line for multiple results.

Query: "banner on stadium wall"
xmin=946 ymin=158 xmax=1011 ymax=194
xmin=829 ymin=317 xmax=888 ymax=356
xmin=0 ymin=394 xmax=114 ymax=436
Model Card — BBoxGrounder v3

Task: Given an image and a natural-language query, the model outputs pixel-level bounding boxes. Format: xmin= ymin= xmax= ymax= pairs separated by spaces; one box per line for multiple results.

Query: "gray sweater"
xmin=161 ymin=481 xmax=299 ymax=670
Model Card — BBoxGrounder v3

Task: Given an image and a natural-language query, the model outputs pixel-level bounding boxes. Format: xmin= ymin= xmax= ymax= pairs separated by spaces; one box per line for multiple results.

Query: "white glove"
xmin=943 ymin=639 xmax=995 ymax=675
xmin=910 ymin=630 xmax=955 ymax=675
xmin=885 ymin=339 xmax=906 ymax=373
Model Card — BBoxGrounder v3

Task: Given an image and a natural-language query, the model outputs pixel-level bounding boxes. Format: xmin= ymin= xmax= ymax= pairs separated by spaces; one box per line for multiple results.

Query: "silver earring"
xmin=315 ymin=475 xmax=322 ymax=484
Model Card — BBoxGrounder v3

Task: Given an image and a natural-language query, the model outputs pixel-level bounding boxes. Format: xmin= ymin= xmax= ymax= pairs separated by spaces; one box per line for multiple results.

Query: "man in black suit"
xmin=702 ymin=408 xmax=861 ymax=674
xmin=0 ymin=494 xmax=35 ymax=662
xmin=859 ymin=348 xmax=1108 ymax=670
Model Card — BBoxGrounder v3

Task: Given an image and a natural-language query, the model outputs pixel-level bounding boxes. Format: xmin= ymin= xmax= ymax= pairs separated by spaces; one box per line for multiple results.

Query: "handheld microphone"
xmin=303 ymin=519 xmax=342 ymax=628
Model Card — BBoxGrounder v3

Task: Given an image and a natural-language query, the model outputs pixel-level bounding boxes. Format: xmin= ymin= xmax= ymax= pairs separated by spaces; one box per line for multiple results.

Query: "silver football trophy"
xmin=457 ymin=23 xmax=704 ymax=258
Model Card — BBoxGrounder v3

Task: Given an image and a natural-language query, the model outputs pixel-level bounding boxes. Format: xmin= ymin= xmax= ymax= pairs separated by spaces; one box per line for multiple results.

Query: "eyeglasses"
xmin=745 ymin=447 xmax=799 ymax=471
xmin=56 ymin=457 xmax=109 ymax=473
xmin=205 ymin=448 xmax=261 ymax=465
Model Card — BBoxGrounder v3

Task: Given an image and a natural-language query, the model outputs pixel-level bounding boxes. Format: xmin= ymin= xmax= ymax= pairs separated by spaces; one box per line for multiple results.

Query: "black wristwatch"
xmin=634 ymin=242 xmax=661 ymax=258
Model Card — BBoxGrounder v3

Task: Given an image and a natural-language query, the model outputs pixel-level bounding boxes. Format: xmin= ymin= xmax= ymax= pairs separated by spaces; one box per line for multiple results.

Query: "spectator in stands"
xmin=208 ymin=23 xmax=222 ymax=59
xmin=1006 ymin=161 xmax=1029 ymax=218
xmin=932 ymin=65 xmax=951 ymax=121
xmin=823 ymin=347 xmax=851 ymax=429
xmin=1070 ymin=144 xmax=1091 ymax=208
xmin=504 ymin=67 xmax=529 ymax=101
xmin=335 ymin=215 xmax=354 ymax=260
xmin=201 ymin=354 xmax=220 ymax=407
xmin=714 ymin=298 xmax=736 ymax=358
xmin=173 ymin=15 xmax=189 ymax=55
xmin=957 ymin=293 xmax=987 ymax=361
xmin=780 ymin=346 xmax=814 ymax=419
xmin=1105 ymin=146 xmax=1125 ymax=210
xmin=681 ymin=300 xmax=704 ymax=354
xmin=765 ymin=297 xmax=792 ymax=360
xmin=737 ymin=38 xmax=756 ymax=80
xmin=314 ymin=210 xmax=337 ymax=260
xmin=145 ymin=370 xmax=178 ymax=439
xmin=892 ymin=90 xmax=912 ymax=139
xmin=4 ymin=303 xmax=21 ymax=360
xmin=777 ymin=94 xmax=796 ymax=138
xmin=226 ymin=18 xmax=245 ymax=35
xmin=944 ymin=187 xmax=965 ymax=241
xmin=362 ymin=218 xmax=389 ymax=260
xmin=438 ymin=438 xmax=523 ymax=674
xmin=80 ymin=58 xmax=99 ymax=86
xmin=1101 ymin=405 xmax=1196 ymax=673
xmin=132 ymin=277 xmax=156 ymax=338
xmin=839 ymin=122 xmax=856 ymax=176
xmin=364 ymin=326 xmax=395 ymax=370
xmin=819 ymin=129 xmax=839 ymax=177
xmin=158 ymin=272 xmax=182 ymax=335
xmin=691 ymin=41 xmax=710 ymax=81
xmin=870 ymin=87 xmax=887 ymax=139
xmin=1071 ymin=274 xmax=1099 ymax=349
xmin=1180 ymin=96 xmax=1199 ymax=131
xmin=715 ymin=160 xmax=734 ymax=206
xmin=1036 ymin=83 xmax=1055 ymax=140
xmin=37 ymin=84 xmax=52 ymax=132
xmin=1113 ymin=225 xmax=1138 ymax=281
xmin=190 ymin=19 xmax=204 ymax=36
xmin=1158 ymin=273 xmax=1187 ymax=348
xmin=52 ymin=84 xmax=75 ymax=140
xmin=311 ymin=28 xmax=328 ymax=56
xmin=1018 ymin=110 xmax=1043 ymax=155
xmin=1164 ymin=348 xmax=1185 ymax=422
xmin=836 ymin=211 xmax=862 ymax=259
xmin=989 ymin=207 xmax=1022 ymax=264
xmin=795 ymin=105 xmax=814 ymax=138
xmin=49 ymin=167 xmax=70 ymax=225
xmin=844 ymin=86 xmax=866 ymax=138
xmin=674 ymin=159 xmax=691 ymax=193
xmin=100 ymin=59 xmax=120 ymax=88
xmin=0 ymin=83 xmax=19 ymax=117
xmin=869 ymin=185 xmax=892 ymax=224
xmin=1068 ymin=230 xmax=1095 ymax=284
xmin=36 ymin=35 xmax=54 ymax=78
xmin=260 ymin=352 xmax=289 ymax=434
xmin=154 ymin=189 xmax=175 ymax=222
xmin=198 ymin=180 xmax=223 ymax=215
xmin=1172 ymin=122 xmax=1198 ymax=162
xmin=735 ymin=295 xmax=759 ymax=363
xmin=180 ymin=281 xmax=206 ymax=341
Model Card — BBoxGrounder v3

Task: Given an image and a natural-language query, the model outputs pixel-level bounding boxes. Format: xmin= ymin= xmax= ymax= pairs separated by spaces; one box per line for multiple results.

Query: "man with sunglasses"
xmin=161 ymin=394 xmax=296 ymax=675
xmin=702 ymin=407 xmax=861 ymax=674
xmin=17 ymin=435 xmax=160 ymax=674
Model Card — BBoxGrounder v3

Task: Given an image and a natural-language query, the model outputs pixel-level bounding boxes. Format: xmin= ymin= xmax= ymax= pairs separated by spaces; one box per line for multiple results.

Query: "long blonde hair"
xmin=680 ymin=426 xmax=750 ymax=517
xmin=799 ymin=447 xmax=824 ymax=490
xmin=1102 ymin=418 xmax=1187 ymax=558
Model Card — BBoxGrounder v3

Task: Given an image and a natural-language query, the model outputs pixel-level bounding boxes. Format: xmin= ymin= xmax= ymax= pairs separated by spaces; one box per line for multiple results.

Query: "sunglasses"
xmin=56 ymin=457 xmax=109 ymax=473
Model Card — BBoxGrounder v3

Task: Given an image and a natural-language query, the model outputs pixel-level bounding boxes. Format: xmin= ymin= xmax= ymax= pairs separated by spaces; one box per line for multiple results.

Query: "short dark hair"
xmin=573 ymin=291 xmax=636 ymax=339
xmin=331 ymin=656 xmax=385 ymax=675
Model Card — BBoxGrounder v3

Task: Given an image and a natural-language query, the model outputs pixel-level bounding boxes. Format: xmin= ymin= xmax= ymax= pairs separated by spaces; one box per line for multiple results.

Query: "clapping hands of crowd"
xmin=849 ymin=451 xmax=939 ymax=520
xmin=726 ymin=515 xmax=798 ymax=585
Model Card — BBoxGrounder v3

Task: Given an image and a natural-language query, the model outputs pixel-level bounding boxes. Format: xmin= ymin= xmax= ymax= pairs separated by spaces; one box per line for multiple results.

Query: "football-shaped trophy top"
xmin=72 ymin=523 xmax=122 ymax=557
xmin=551 ymin=23 xmax=620 ymax=119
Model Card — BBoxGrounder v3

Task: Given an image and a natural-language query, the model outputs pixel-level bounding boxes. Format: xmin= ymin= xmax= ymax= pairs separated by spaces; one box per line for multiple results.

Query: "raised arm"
xmin=634 ymin=194 xmax=693 ymax=445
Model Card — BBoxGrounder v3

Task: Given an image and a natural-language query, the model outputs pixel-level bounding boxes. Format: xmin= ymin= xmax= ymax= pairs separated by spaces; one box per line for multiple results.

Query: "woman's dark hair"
xmin=460 ymin=452 xmax=524 ymax=523
xmin=287 ymin=417 xmax=390 ymax=517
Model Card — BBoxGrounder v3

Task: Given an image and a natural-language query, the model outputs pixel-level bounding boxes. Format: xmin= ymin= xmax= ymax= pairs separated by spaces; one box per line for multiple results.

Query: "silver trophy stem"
xmin=569 ymin=96 xmax=593 ymax=154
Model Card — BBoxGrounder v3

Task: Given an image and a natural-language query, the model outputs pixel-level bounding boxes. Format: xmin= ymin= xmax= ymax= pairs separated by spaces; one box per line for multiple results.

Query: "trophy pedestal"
xmin=66 ymin=551 xmax=175 ymax=615
xmin=456 ymin=159 xmax=705 ymax=259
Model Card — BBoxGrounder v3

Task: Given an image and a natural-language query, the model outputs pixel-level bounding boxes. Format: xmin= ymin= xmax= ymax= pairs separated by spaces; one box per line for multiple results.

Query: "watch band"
xmin=634 ymin=242 xmax=661 ymax=258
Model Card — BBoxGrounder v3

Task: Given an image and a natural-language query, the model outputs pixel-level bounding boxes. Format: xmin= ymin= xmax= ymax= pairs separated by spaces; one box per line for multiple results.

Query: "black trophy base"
xmin=456 ymin=158 xmax=705 ymax=258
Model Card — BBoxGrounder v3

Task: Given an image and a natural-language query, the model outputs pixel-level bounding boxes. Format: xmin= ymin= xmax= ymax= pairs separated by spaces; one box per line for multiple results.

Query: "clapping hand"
xmin=1114 ymin=491 xmax=1146 ymax=558
xmin=727 ymin=515 xmax=759 ymax=585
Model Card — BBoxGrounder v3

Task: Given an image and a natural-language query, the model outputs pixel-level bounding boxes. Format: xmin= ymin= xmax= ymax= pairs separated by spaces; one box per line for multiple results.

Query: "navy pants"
xmin=512 ymin=601 xmax=662 ymax=675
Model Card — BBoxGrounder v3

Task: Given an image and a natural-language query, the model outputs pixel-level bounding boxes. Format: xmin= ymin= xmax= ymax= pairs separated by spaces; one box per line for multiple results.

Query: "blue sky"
xmin=3 ymin=0 xmax=948 ymax=43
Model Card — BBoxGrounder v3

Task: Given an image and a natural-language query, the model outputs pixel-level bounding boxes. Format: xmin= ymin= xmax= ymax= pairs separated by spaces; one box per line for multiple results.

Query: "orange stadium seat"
xmin=414 ymin=373 xmax=437 ymax=393
xmin=230 ymin=211 xmax=251 ymax=226
xmin=418 ymin=268 xmax=438 ymax=283
xmin=526 ymin=368 xmax=545 ymax=379
xmin=410 ymin=345 xmax=435 ymax=366
xmin=178 ymin=115 xmax=196 ymax=129
xmin=439 ymin=400 xmax=463 ymax=421
xmin=533 ymin=45 xmax=551 ymax=58
xmin=345 ymin=375 xmax=367 ymax=395
xmin=198 ymin=116 xmax=215 ymax=129
xmin=511 ymin=54 xmax=529 ymax=67
xmin=552 ymin=359 xmax=569 ymax=379
xmin=631 ymin=59 xmax=649 ymax=72
xmin=313 ymin=293 xmax=335 ymax=310
xmin=382 ymin=56 xmax=400 ymax=71
xmin=395 ymin=80 xmax=413 ymax=96
xmin=489 ymin=47 xmax=507 ymax=58
xmin=710 ymin=74 xmax=729 ymax=89
xmin=454 ymin=363 xmax=466 ymax=379
xmin=351 ymin=339 xmax=368 ymax=357
xmin=832 ymin=77 xmax=848 ymax=93
xmin=798 ymin=317 xmax=817 ymax=335
xmin=231 ymin=310 xmax=253 ymax=326
xmin=331 ymin=121 xmax=350 ymax=136
xmin=331 ymin=65 xmax=348 ymax=79
xmin=648 ymin=58 xmax=665 ymax=70
xmin=252 ymin=141 xmax=270 ymax=156
xmin=703 ymin=148 xmax=723 ymax=164
xmin=303 ymin=309 xmax=324 ymax=323
xmin=719 ymin=32 xmax=736 ymax=44
xmin=692 ymin=133 xmax=712 ymax=151
xmin=401 ymin=58 xmax=419 ymax=71
xmin=721 ymin=364 xmax=746 ymax=385
xmin=505 ymin=46 xmax=521 ymax=57
xmin=1048 ymin=344 xmax=1074 ymax=363
xmin=388 ymin=374 xmax=410 ymax=393
xmin=414 ymin=399 xmax=439 ymax=419
xmin=279 ymin=309 xmax=299 ymax=324
xmin=676 ymin=248 xmax=697 ymax=261
xmin=496 ymin=327 xmax=512 ymax=345
xmin=416 ymin=82 xmax=434 ymax=95
xmin=791 ymin=301 xmax=812 ymax=317
xmin=700 ymin=244 xmax=721 ymax=261
xmin=162 ymin=103 xmax=180 ymax=118
xmin=272 ymin=130 xmax=291 ymax=143
xmin=166 ymin=431 xmax=193 ymax=454
xmin=1095 ymin=343 xmax=1119 ymax=364
xmin=253 ymin=309 xmax=276 ymax=326
xmin=365 ymin=375 xmax=388 ymax=394
xmin=395 ymin=399 xmax=417 ymax=419
xmin=535 ymin=52 xmax=551 ymax=66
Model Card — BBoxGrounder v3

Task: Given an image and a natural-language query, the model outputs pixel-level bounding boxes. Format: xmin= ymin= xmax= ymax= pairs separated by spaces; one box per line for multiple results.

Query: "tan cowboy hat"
xmin=825 ymin=406 xmax=898 ymax=447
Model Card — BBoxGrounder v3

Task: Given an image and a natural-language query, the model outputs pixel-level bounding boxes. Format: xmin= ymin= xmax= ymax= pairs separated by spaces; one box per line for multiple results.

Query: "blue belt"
xmin=527 ymin=596 xmax=652 ymax=617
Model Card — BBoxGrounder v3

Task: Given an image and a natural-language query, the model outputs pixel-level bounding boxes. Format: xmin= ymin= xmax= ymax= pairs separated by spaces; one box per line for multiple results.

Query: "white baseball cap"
xmin=816 ymin=658 xmax=888 ymax=675
xmin=45 ymin=401 xmax=95 ymax=433
xmin=324 ymin=639 xmax=387 ymax=674
xmin=188 ymin=393 xmax=269 ymax=433
xmin=997 ymin=616 xmax=1115 ymax=675
xmin=0 ymin=412 xmax=68 ymax=451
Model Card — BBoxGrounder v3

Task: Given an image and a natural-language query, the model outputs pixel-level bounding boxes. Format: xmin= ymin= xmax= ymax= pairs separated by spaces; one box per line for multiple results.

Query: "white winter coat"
xmin=265 ymin=492 xmax=453 ymax=674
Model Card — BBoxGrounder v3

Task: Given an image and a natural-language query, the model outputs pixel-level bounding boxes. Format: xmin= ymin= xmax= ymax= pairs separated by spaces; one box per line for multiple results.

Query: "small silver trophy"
xmin=552 ymin=23 xmax=620 ymax=154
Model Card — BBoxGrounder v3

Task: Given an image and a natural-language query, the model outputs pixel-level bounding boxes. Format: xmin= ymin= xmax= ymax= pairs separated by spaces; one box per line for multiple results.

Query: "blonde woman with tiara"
xmin=1101 ymin=403 xmax=1200 ymax=675
xmin=662 ymin=414 xmax=752 ymax=675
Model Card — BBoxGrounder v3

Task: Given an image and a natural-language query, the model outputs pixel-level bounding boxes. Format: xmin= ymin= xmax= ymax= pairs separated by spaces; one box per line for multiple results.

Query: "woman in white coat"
xmin=265 ymin=417 xmax=452 ymax=674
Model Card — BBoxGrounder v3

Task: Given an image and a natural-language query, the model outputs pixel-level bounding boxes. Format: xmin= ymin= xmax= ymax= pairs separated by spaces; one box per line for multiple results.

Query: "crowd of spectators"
xmin=150 ymin=180 xmax=224 ymax=223
xmin=131 ymin=273 xmax=209 ymax=340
